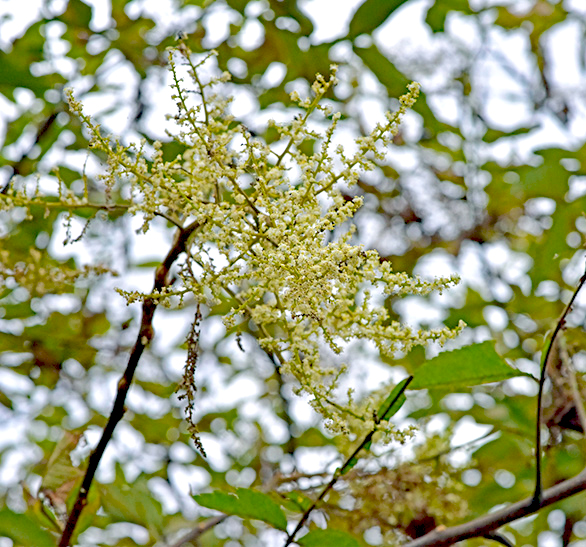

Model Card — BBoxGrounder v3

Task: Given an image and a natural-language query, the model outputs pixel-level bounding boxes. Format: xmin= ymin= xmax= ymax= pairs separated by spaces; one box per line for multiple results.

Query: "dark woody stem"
xmin=58 ymin=220 xmax=200 ymax=547
xmin=532 ymin=267 xmax=586 ymax=506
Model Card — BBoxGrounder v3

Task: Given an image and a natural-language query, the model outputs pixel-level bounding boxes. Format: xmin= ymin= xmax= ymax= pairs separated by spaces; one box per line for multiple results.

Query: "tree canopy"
xmin=2 ymin=1 xmax=586 ymax=546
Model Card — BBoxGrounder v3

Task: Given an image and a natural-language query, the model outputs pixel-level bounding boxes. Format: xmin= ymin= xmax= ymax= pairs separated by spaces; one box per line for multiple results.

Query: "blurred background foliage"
xmin=1 ymin=0 xmax=586 ymax=545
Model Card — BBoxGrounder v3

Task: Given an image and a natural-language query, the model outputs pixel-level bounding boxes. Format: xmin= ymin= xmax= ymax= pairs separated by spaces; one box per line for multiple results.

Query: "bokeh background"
xmin=2 ymin=1 xmax=586 ymax=545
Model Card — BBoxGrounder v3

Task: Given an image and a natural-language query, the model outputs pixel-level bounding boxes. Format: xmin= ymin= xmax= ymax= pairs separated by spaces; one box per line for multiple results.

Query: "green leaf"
xmin=278 ymin=490 xmax=314 ymax=512
xmin=483 ymin=125 xmax=539 ymax=143
xmin=194 ymin=488 xmax=287 ymax=531
xmin=529 ymin=200 xmax=583 ymax=285
xmin=338 ymin=455 xmax=359 ymax=476
xmin=0 ymin=300 xmax=34 ymax=320
xmin=99 ymin=468 xmax=164 ymax=535
xmin=134 ymin=260 xmax=165 ymax=269
xmin=410 ymin=341 xmax=525 ymax=390
xmin=377 ymin=377 xmax=410 ymax=421
xmin=60 ymin=0 xmax=93 ymax=30
xmin=348 ymin=0 xmax=409 ymax=39
xmin=425 ymin=0 xmax=473 ymax=33
xmin=235 ymin=488 xmax=287 ymax=530
xmin=353 ymin=44 xmax=409 ymax=96
xmin=0 ymin=508 xmax=56 ymax=546
xmin=226 ymin=0 xmax=249 ymax=11
xmin=40 ymin=431 xmax=84 ymax=492
xmin=298 ymin=529 xmax=361 ymax=547
xmin=0 ymin=21 xmax=65 ymax=96
xmin=194 ymin=491 xmax=239 ymax=515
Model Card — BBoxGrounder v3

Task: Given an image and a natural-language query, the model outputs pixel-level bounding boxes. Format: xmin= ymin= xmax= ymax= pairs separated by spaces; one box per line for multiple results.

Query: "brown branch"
xmin=2 ymin=110 xmax=59 ymax=194
xmin=533 ymin=267 xmax=586 ymax=504
xmin=404 ymin=465 xmax=586 ymax=547
xmin=166 ymin=515 xmax=227 ymax=547
xmin=58 ymin=220 xmax=200 ymax=547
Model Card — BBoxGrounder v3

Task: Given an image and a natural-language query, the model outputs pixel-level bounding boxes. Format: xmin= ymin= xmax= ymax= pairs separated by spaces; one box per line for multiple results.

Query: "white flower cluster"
xmin=67 ymin=48 xmax=462 ymax=433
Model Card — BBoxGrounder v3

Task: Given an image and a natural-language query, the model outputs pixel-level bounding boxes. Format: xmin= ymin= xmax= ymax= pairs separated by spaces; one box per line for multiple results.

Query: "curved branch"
xmin=533 ymin=267 xmax=586 ymax=504
xmin=58 ymin=220 xmax=200 ymax=547
xmin=405 ymin=465 xmax=586 ymax=547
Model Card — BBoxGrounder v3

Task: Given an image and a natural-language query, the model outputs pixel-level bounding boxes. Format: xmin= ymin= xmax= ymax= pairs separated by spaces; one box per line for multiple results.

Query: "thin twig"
xmin=58 ymin=220 xmax=200 ymax=547
xmin=533 ymin=267 xmax=586 ymax=505
xmin=482 ymin=532 xmax=514 ymax=547
xmin=283 ymin=376 xmax=413 ymax=546
xmin=166 ymin=515 xmax=228 ymax=547
xmin=416 ymin=429 xmax=498 ymax=463
xmin=404 ymin=464 xmax=586 ymax=547
xmin=2 ymin=110 xmax=60 ymax=194
xmin=269 ymin=471 xmax=331 ymax=488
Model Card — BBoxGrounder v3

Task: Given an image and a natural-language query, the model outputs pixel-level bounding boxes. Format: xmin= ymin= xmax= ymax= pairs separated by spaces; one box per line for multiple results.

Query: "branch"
xmin=406 ymin=267 xmax=586 ymax=547
xmin=1 ymin=110 xmax=59 ymax=194
xmin=58 ymin=220 xmax=200 ymax=547
xmin=283 ymin=376 xmax=414 ymax=546
xmin=483 ymin=532 xmax=514 ymax=547
xmin=404 ymin=465 xmax=586 ymax=547
xmin=533 ymin=267 xmax=586 ymax=504
xmin=166 ymin=515 xmax=227 ymax=547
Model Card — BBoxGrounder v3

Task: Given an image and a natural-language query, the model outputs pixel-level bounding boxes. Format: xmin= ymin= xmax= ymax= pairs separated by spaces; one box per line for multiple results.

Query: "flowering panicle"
xmin=0 ymin=248 xmax=115 ymax=296
xmin=65 ymin=46 xmax=463 ymax=433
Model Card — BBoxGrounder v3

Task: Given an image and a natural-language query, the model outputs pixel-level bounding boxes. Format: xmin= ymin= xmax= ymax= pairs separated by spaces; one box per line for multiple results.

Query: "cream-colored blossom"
xmin=12 ymin=46 xmax=462 ymax=436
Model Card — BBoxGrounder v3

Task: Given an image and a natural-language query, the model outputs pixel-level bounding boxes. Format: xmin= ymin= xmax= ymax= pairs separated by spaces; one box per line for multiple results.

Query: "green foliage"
xmin=425 ymin=0 xmax=473 ymax=32
xmin=298 ymin=529 xmax=361 ymax=547
xmin=1 ymin=1 xmax=586 ymax=546
xmin=410 ymin=341 xmax=526 ymax=389
xmin=348 ymin=0 xmax=410 ymax=39
xmin=194 ymin=488 xmax=287 ymax=531
xmin=377 ymin=376 xmax=410 ymax=421
xmin=99 ymin=470 xmax=165 ymax=535
xmin=0 ymin=508 xmax=56 ymax=546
